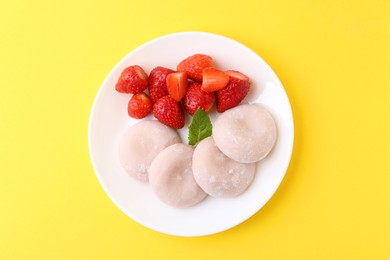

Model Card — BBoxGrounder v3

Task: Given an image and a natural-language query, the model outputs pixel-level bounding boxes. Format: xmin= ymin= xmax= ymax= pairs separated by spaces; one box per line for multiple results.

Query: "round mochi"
xmin=148 ymin=143 xmax=207 ymax=208
xmin=192 ymin=137 xmax=256 ymax=197
xmin=213 ymin=104 xmax=277 ymax=163
xmin=118 ymin=120 xmax=181 ymax=182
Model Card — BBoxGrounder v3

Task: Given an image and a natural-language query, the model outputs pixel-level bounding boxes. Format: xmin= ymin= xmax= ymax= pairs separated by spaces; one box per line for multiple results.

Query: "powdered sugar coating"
xmin=192 ymin=137 xmax=256 ymax=197
xmin=118 ymin=120 xmax=181 ymax=182
xmin=149 ymin=143 xmax=207 ymax=208
xmin=213 ymin=104 xmax=277 ymax=163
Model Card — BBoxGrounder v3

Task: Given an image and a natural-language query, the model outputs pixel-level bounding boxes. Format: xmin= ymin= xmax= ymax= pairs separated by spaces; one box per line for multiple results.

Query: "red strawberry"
xmin=216 ymin=71 xmax=250 ymax=113
xmin=225 ymin=70 xmax=249 ymax=81
xmin=148 ymin=66 xmax=175 ymax=103
xmin=183 ymin=82 xmax=216 ymax=116
xmin=177 ymin=54 xmax=213 ymax=82
xmin=115 ymin=65 xmax=149 ymax=94
xmin=166 ymin=72 xmax=188 ymax=101
xmin=127 ymin=93 xmax=153 ymax=119
xmin=152 ymin=96 xmax=185 ymax=129
xmin=201 ymin=67 xmax=230 ymax=92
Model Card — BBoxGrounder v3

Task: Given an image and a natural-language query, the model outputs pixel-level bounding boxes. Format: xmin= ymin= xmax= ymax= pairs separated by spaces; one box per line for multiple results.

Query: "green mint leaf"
xmin=188 ymin=109 xmax=212 ymax=146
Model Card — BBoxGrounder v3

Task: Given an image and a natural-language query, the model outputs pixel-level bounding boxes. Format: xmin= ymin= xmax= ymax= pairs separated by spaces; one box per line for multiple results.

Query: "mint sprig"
xmin=188 ymin=109 xmax=212 ymax=146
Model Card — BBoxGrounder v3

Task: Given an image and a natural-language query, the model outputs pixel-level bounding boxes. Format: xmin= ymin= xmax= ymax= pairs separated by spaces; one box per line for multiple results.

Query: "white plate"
xmin=88 ymin=32 xmax=294 ymax=237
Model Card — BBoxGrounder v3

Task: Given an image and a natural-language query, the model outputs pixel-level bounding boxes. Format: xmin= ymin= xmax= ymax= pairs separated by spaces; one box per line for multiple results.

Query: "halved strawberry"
xmin=201 ymin=67 xmax=230 ymax=92
xmin=183 ymin=82 xmax=216 ymax=116
xmin=127 ymin=93 xmax=153 ymax=119
xmin=115 ymin=65 xmax=149 ymax=94
xmin=217 ymin=71 xmax=251 ymax=113
xmin=148 ymin=66 xmax=175 ymax=103
xmin=225 ymin=70 xmax=249 ymax=81
xmin=152 ymin=96 xmax=185 ymax=129
xmin=166 ymin=72 xmax=188 ymax=101
xmin=177 ymin=54 xmax=213 ymax=82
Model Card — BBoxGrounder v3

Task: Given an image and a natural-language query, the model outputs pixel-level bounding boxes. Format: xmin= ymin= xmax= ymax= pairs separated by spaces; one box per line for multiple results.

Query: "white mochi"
xmin=213 ymin=104 xmax=277 ymax=163
xmin=192 ymin=137 xmax=256 ymax=197
xmin=118 ymin=120 xmax=181 ymax=182
xmin=149 ymin=143 xmax=207 ymax=208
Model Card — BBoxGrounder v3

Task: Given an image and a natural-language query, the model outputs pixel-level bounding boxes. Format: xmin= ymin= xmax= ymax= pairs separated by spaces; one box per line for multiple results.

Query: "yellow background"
xmin=1 ymin=0 xmax=389 ymax=259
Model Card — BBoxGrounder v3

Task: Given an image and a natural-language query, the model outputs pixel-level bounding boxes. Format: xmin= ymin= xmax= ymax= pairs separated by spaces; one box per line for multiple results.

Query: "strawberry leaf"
xmin=188 ymin=109 xmax=212 ymax=146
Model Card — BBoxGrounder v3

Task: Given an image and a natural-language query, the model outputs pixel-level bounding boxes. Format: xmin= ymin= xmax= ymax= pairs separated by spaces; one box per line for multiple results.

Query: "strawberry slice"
xmin=127 ymin=93 xmax=153 ymax=119
xmin=115 ymin=65 xmax=149 ymax=94
xmin=183 ymin=82 xmax=216 ymax=116
xmin=201 ymin=67 xmax=230 ymax=92
xmin=152 ymin=96 xmax=185 ymax=129
xmin=217 ymin=71 xmax=251 ymax=113
xmin=166 ymin=72 xmax=188 ymax=101
xmin=148 ymin=66 xmax=175 ymax=103
xmin=225 ymin=70 xmax=249 ymax=81
xmin=177 ymin=54 xmax=213 ymax=82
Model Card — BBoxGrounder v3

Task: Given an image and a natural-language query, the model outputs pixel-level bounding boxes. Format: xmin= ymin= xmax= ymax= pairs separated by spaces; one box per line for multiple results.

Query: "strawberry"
xmin=152 ymin=96 xmax=185 ymax=129
xmin=166 ymin=72 xmax=188 ymax=101
xmin=183 ymin=82 xmax=216 ymax=116
xmin=127 ymin=93 xmax=153 ymax=119
xmin=225 ymin=70 xmax=249 ymax=81
xmin=201 ymin=67 xmax=230 ymax=92
xmin=148 ymin=66 xmax=175 ymax=103
xmin=177 ymin=54 xmax=213 ymax=82
xmin=216 ymin=70 xmax=250 ymax=113
xmin=115 ymin=65 xmax=149 ymax=94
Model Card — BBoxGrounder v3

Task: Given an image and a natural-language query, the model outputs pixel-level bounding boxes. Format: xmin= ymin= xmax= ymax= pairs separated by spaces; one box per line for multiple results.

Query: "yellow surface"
xmin=1 ymin=0 xmax=389 ymax=259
